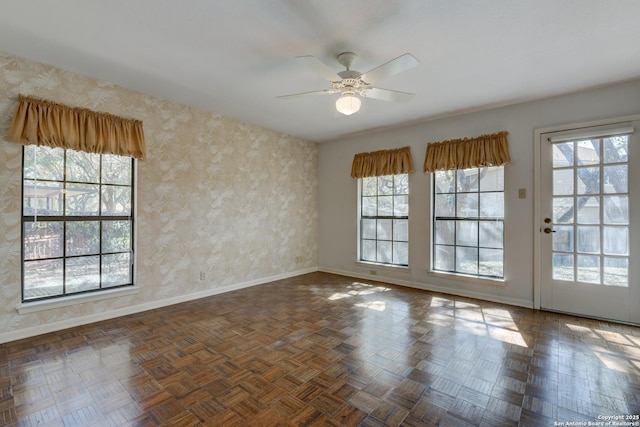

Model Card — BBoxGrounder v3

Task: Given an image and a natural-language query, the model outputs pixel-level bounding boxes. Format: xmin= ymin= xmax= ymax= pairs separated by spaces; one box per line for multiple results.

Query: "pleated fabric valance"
xmin=423 ymin=131 xmax=510 ymax=173
xmin=8 ymin=94 xmax=146 ymax=159
xmin=351 ymin=146 xmax=414 ymax=179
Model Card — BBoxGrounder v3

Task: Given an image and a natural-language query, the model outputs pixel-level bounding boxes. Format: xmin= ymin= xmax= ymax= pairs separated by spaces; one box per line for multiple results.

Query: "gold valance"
xmin=423 ymin=131 xmax=510 ymax=173
xmin=8 ymin=94 xmax=146 ymax=159
xmin=351 ymin=146 xmax=413 ymax=179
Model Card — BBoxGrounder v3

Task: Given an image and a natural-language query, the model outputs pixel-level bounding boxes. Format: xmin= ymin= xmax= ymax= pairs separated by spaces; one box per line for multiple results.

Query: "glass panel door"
xmin=539 ymin=122 xmax=639 ymax=324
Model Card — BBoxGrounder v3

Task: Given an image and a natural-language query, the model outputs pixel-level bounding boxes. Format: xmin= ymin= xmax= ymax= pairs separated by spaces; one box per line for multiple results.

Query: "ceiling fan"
xmin=277 ymin=52 xmax=420 ymax=116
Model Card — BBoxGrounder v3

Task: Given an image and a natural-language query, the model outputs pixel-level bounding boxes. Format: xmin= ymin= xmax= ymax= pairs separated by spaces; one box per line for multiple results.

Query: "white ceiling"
xmin=1 ymin=1 xmax=640 ymax=142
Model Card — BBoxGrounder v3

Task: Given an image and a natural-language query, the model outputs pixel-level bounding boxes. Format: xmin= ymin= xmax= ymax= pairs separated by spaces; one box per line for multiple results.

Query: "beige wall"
xmin=0 ymin=52 xmax=318 ymax=343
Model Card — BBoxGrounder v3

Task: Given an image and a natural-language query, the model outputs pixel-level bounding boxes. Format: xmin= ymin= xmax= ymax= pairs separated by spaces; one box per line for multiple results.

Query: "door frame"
xmin=533 ymin=113 xmax=640 ymax=312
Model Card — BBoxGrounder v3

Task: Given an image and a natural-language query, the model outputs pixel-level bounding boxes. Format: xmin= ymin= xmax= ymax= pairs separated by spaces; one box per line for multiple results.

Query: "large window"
xmin=22 ymin=145 xmax=134 ymax=301
xmin=432 ymin=167 xmax=504 ymax=278
xmin=359 ymin=174 xmax=409 ymax=266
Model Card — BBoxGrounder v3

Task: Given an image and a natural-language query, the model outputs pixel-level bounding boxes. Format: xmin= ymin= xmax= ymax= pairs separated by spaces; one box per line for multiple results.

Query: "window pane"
xmin=101 ymin=186 xmax=132 ymax=216
xmin=435 ymin=220 xmax=454 ymax=245
xmin=378 ymin=196 xmax=393 ymax=216
xmin=394 ymin=174 xmax=409 ymax=195
xmin=377 ymin=241 xmax=392 ymax=264
xmin=102 ymin=220 xmax=132 ymax=253
xmin=456 ymin=194 xmax=478 ymax=217
xmin=66 ymin=150 xmax=100 ymax=183
xmin=604 ymin=257 xmax=628 ymax=287
xmin=23 ymin=145 xmax=64 ymax=181
xmin=603 ymin=165 xmax=627 ymax=194
xmin=362 ymin=196 xmax=377 ymax=216
xmin=577 ymin=255 xmax=600 ymax=284
xmin=66 ymin=221 xmax=100 ymax=256
xmin=394 ymin=195 xmax=408 ymax=216
xmin=362 ymin=240 xmax=376 ymax=262
xmin=435 ymin=171 xmax=455 ymax=193
xmin=552 ymin=142 xmax=573 ymax=168
xmin=479 ymin=167 xmax=503 ymax=192
xmin=553 ymin=254 xmax=574 ymax=281
xmin=362 ymin=219 xmax=376 ymax=239
xmin=23 ymin=180 xmax=63 ymax=216
xmin=378 ymin=176 xmax=394 ymax=195
xmin=479 ymin=221 xmax=503 ymax=249
xmin=66 ymin=184 xmax=100 ymax=216
xmin=102 ymin=154 xmax=132 ymax=185
xmin=553 ymin=226 xmax=574 ymax=252
xmin=377 ymin=219 xmax=392 ymax=240
xmin=457 ymin=169 xmax=478 ymax=192
xmin=456 ymin=221 xmax=478 ymax=247
xmin=362 ymin=177 xmax=377 ymax=196
xmin=393 ymin=242 xmax=408 ymax=265
xmin=576 ymin=197 xmax=599 ymax=224
xmin=553 ymin=197 xmax=574 ymax=224
xmin=24 ymin=221 xmax=64 ymax=260
xmin=435 ymin=194 xmax=455 ymax=217
xmin=603 ymin=227 xmax=628 ymax=256
xmin=102 ymin=253 xmax=131 ymax=287
xmin=23 ymin=259 xmax=63 ymax=300
xmin=576 ymin=167 xmax=599 ymax=195
xmin=553 ymin=169 xmax=573 ymax=196
xmin=434 ymin=245 xmax=454 ymax=271
xmin=66 ymin=256 xmax=100 ymax=293
xmin=577 ymin=226 xmax=600 ymax=254
xmin=479 ymin=192 xmax=503 ymax=218
xmin=479 ymin=248 xmax=503 ymax=277
xmin=393 ymin=219 xmax=408 ymax=242
xmin=603 ymin=136 xmax=628 ymax=163
xmin=576 ymin=139 xmax=599 ymax=166
xmin=603 ymin=195 xmax=628 ymax=224
xmin=456 ymin=247 xmax=478 ymax=275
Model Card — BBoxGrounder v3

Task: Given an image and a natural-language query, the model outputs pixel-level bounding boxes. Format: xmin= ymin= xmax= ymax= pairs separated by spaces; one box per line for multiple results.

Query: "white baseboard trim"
xmin=319 ymin=267 xmax=533 ymax=309
xmin=0 ymin=267 xmax=319 ymax=344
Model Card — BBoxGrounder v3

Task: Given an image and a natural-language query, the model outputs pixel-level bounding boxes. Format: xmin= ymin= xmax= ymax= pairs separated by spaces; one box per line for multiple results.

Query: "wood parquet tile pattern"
xmin=2 ymin=272 xmax=640 ymax=426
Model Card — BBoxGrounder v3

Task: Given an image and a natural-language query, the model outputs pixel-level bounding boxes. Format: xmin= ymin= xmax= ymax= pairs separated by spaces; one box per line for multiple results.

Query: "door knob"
xmin=543 ymin=227 xmax=556 ymax=234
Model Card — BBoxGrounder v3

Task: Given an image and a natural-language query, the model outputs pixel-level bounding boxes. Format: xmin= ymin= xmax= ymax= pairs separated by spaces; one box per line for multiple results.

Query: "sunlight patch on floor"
xmin=564 ymin=322 xmax=640 ymax=374
xmin=328 ymin=282 xmax=390 ymax=301
xmin=355 ymin=301 xmax=386 ymax=311
xmin=428 ymin=296 xmax=529 ymax=347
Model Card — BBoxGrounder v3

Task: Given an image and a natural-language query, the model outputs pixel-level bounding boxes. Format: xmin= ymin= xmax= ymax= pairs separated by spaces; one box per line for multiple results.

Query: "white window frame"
xmin=431 ymin=166 xmax=505 ymax=279
xmin=357 ymin=173 xmax=409 ymax=267
xmin=21 ymin=145 xmax=136 ymax=303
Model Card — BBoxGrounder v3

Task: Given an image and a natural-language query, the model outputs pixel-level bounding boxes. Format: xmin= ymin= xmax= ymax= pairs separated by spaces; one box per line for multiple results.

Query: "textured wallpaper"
xmin=0 ymin=52 xmax=318 ymax=340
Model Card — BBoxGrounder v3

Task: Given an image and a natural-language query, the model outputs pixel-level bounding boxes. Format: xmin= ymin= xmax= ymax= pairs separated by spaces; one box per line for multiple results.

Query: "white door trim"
xmin=533 ymin=113 xmax=640 ymax=311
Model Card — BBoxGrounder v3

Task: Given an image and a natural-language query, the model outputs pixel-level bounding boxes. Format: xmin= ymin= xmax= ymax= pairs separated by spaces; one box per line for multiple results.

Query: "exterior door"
xmin=539 ymin=120 xmax=640 ymax=324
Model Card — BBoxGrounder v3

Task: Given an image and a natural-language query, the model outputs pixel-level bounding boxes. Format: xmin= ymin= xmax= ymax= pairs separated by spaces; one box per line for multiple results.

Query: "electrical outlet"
xmin=518 ymin=188 xmax=526 ymax=199
xmin=370 ymin=270 xmax=377 ymax=276
xmin=199 ymin=271 xmax=205 ymax=281
xmin=295 ymin=256 xmax=303 ymax=263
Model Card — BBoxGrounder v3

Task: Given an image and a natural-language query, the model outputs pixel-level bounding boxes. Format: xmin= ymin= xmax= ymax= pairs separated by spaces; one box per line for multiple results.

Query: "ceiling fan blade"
xmin=361 ymin=87 xmax=415 ymax=103
xmin=296 ymin=55 xmax=342 ymax=81
xmin=360 ymin=53 xmax=419 ymax=84
xmin=276 ymin=89 xmax=337 ymax=99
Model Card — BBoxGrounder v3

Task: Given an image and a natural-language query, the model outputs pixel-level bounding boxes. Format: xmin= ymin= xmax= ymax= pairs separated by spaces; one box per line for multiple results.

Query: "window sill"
xmin=356 ymin=261 xmax=410 ymax=272
xmin=428 ymin=270 xmax=506 ymax=286
xmin=17 ymin=286 xmax=140 ymax=314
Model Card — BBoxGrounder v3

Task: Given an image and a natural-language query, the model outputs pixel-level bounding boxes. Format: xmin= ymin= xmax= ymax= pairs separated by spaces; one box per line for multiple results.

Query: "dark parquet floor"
xmin=1 ymin=272 xmax=640 ymax=426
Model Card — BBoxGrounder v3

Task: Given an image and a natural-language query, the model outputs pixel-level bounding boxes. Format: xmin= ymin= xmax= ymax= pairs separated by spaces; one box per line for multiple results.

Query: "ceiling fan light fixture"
xmin=335 ymin=93 xmax=361 ymax=116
